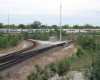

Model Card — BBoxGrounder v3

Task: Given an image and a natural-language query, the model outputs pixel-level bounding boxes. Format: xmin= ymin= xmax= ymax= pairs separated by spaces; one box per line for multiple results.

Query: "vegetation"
xmin=0 ymin=21 xmax=100 ymax=29
xmin=27 ymin=59 xmax=71 ymax=80
xmin=27 ymin=31 xmax=100 ymax=80
xmin=76 ymin=32 xmax=100 ymax=80
xmin=22 ymin=27 xmax=68 ymax=41
xmin=0 ymin=32 xmax=22 ymax=50
xmin=57 ymin=58 xmax=71 ymax=76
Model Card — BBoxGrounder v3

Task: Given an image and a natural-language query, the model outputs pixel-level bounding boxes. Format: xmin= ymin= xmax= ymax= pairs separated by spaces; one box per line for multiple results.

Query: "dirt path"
xmin=2 ymin=43 xmax=75 ymax=80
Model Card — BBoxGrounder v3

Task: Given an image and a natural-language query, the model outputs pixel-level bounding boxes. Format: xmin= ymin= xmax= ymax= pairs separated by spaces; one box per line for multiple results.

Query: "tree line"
xmin=0 ymin=21 xmax=100 ymax=29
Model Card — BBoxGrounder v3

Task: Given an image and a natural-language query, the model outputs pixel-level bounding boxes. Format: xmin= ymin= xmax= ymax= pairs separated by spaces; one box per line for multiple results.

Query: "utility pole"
xmin=60 ymin=4 xmax=62 ymax=41
xmin=46 ymin=24 xmax=47 ymax=29
xmin=8 ymin=9 xmax=9 ymax=29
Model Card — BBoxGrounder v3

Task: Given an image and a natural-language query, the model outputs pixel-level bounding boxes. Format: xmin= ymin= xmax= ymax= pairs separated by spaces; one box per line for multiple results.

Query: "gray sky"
xmin=0 ymin=0 xmax=100 ymax=26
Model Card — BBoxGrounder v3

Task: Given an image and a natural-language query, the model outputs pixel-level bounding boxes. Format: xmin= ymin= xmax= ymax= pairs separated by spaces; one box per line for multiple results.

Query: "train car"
xmin=0 ymin=29 xmax=7 ymax=33
xmin=0 ymin=28 xmax=100 ymax=34
xmin=65 ymin=29 xmax=79 ymax=33
xmin=80 ymin=29 xmax=95 ymax=33
xmin=17 ymin=29 xmax=22 ymax=33
xmin=9 ymin=29 xmax=17 ymax=33
xmin=39 ymin=29 xmax=50 ymax=33
xmin=21 ymin=29 xmax=28 ymax=33
xmin=27 ymin=29 xmax=34 ymax=33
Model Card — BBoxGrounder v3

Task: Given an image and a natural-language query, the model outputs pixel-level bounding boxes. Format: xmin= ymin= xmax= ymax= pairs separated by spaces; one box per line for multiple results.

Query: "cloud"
xmin=1 ymin=0 xmax=100 ymax=16
xmin=0 ymin=0 xmax=100 ymax=26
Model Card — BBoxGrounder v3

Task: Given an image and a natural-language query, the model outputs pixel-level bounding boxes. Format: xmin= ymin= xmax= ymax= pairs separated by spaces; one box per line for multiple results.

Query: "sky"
xmin=0 ymin=0 xmax=100 ymax=26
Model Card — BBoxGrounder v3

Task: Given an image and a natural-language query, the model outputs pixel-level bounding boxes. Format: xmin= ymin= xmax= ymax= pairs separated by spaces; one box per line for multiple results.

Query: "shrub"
xmin=17 ymin=35 xmax=22 ymax=40
xmin=48 ymin=62 xmax=56 ymax=74
xmin=70 ymin=54 xmax=78 ymax=62
xmin=10 ymin=38 xmax=19 ymax=47
xmin=84 ymin=53 xmax=100 ymax=80
xmin=57 ymin=58 xmax=71 ymax=76
xmin=0 ymin=37 xmax=8 ymax=49
xmin=76 ymin=47 xmax=86 ymax=57
xmin=34 ymin=64 xmax=41 ymax=73
xmin=27 ymin=72 xmax=38 ymax=80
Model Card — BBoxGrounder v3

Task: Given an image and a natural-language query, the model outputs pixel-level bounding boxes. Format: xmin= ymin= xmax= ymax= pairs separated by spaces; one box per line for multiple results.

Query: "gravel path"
xmin=28 ymin=39 xmax=66 ymax=51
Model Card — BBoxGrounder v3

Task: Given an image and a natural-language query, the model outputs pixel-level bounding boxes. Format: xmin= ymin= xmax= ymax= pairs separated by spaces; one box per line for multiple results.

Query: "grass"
xmin=57 ymin=45 xmax=94 ymax=80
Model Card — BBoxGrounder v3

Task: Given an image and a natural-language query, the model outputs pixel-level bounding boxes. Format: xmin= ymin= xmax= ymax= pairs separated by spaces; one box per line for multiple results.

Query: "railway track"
xmin=0 ymin=40 xmax=76 ymax=71
xmin=0 ymin=40 xmax=37 ymax=63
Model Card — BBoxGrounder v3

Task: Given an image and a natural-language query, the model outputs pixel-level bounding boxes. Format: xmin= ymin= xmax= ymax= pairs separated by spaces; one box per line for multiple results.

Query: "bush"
xmin=84 ymin=53 xmax=100 ymax=80
xmin=70 ymin=54 xmax=78 ymax=62
xmin=22 ymin=32 xmax=29 ymax=39
xmin=27 ymin=72 xmax=38 ymax=80
xmin=57 ymin=58 xmax=71 ymax=76
xmin=0 ymin=37 xmax=8 ymax=49
xmin=34 ymin=64 xmax=41 ymax=73
xmin=17 ymin=35 xmax=22 ymax=40
xmin=48 ymin=62 xmax=56 ymax=74
xmin=76 ymin=47 xmax=86 ymax=57
xmin=42 ymin=76 xmax=48 ymax=80
xmin=10 ymin=38 xmax=19 ymax=47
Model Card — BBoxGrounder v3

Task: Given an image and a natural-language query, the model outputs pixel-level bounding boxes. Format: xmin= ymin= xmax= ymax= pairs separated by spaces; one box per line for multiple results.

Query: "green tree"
xmin=84 ymin=24 xmax=94 ymax=28
xmin=22 ymin=32 xmax=29 ymax=39
xmin=73 ymin=25 xmax=79 ymax=28
xmin=41 ymin=25 xmax=46 ymax=28
xmin=31 ymin=21 xmax=42 ymax=29
xmin=18 ymin=24 xmax=25 ymax=29
xmin=62 ymin=25 xmax=69 ymax=28
xmin=26 ymin=24 xmax=31 ymax=29
xmin=52 ymin=25 xmax=57 ymax=29
xmin=0 ymin=23 xmax=3 ymax=28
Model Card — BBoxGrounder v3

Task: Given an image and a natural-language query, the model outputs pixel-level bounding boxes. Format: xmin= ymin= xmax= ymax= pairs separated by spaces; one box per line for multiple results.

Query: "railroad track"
xmin=0 ymin=40 xmax=76 ymax=71
xmin=0 ymin=40 xmax=37 ymax=63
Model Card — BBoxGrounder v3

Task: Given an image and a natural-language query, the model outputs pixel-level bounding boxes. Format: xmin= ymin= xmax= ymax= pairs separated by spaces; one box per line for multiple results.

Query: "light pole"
xmin=8 ymin=10 xmax=9 ymax=28
xmin=60 ymin=4 xmax=62 ymax=41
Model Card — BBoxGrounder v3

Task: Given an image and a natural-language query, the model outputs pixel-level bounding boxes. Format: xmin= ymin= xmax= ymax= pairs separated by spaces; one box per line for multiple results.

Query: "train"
xmin=0 ymin=28 xmax=100 ymax=34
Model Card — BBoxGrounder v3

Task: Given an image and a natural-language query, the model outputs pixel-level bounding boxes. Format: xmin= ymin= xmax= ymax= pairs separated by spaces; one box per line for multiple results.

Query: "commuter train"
xmin=0 ymin=28 xmax=100 ymax=34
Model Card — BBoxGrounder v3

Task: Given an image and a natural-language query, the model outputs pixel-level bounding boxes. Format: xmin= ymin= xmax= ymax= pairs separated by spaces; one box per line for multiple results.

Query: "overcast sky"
xmin=0 ymin=0 xmax=100 ymax=26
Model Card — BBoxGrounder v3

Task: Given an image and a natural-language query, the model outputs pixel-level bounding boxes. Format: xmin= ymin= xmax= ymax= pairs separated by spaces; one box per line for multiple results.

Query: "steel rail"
xmin=0 ymin=40 xmax=76 ymax=71
xmin=0 ymin=40 xmax=37 ymax=63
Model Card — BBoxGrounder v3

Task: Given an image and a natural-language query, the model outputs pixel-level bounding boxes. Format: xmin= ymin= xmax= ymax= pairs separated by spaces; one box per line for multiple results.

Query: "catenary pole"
xmin=60 ymin=4 xmax=62 ymax=41
xmin=8 ymin=10 xmax=9 ymax=27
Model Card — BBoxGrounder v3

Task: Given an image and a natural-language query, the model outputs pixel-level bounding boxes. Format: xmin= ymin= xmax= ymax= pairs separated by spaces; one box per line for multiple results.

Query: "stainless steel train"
xmin=0 ymin=29 xmax=100 ymax=34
